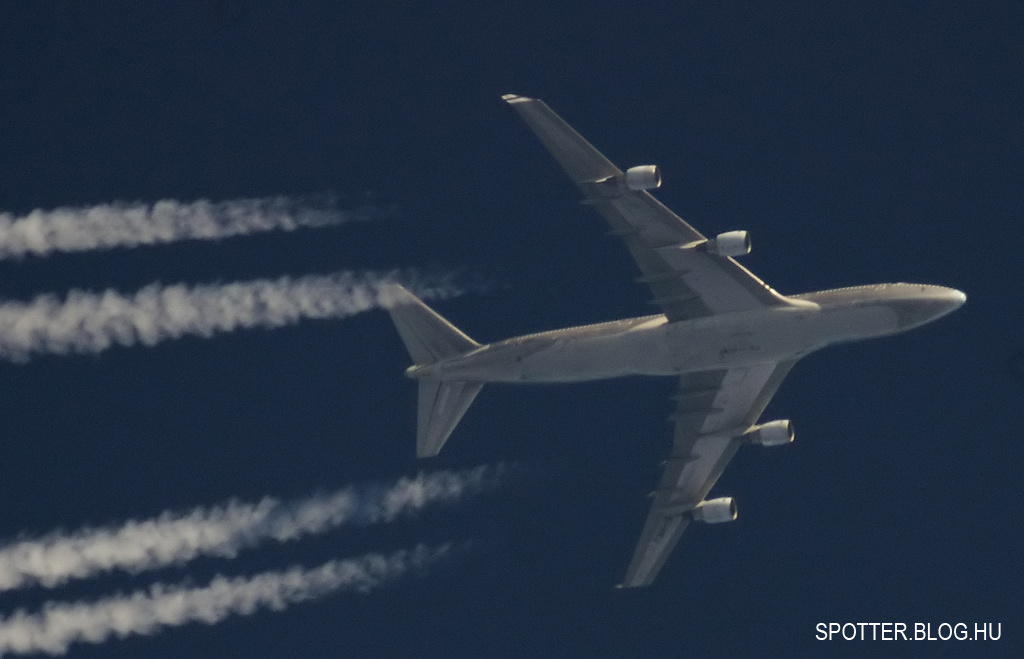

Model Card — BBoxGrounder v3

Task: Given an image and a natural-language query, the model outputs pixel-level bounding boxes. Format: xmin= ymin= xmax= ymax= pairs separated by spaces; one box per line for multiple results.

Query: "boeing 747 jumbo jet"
xmin=384 ymin=94 xmax=965 ymax=588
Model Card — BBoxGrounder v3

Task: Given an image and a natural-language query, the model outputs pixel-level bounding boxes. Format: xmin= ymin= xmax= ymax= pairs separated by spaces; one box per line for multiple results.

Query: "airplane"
xmin=383 ymin=94 xmax=966 ymax=588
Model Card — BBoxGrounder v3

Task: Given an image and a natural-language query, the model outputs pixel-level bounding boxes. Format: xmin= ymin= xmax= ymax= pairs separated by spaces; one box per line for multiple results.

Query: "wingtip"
xmin=502 ymin=93 xmax=532 ymax=104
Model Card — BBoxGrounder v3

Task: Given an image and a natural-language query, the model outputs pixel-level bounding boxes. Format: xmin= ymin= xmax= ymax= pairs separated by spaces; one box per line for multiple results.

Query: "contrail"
xmin=0 ymin=544 xmax=450 ymax=657
xmin=0 ymin=197 xmax=393 ymax=259
xmin=0 ymin=467 xmax=499 ymax=592
xmin=0 ymin=270 xmax=459 ymax=361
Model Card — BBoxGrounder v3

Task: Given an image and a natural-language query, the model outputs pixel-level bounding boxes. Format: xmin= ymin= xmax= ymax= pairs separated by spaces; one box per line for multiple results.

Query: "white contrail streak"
xmin=0 ymin=197 xmax=391 ymax=259
xmin=0 ymin=467 xmax=497 ymax=592
xmin=0 ymin=544 xmax=449 ymax=657
xmin=0 ymin=270 xmax=458 ymax=361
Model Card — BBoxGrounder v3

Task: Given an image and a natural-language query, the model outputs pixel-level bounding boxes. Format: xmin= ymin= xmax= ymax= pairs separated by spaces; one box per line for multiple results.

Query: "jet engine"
xmin=706 ymin=230 xmax=751 ymax=257
xmin=625 ymin=165 xmax=662 ymax=191
xmin=746 ymin=419 xmax=794 ymax=447
xmin=691 ymin=497 xmax=737 ymax=523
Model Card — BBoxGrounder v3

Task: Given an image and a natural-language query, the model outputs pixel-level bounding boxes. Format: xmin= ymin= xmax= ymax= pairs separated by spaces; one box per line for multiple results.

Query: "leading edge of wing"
xmin=619 ymin=360 xmax=798 ymax=588
xmin=503 ymin=93 xmax=793 ymax=322
xmin=502 ymin=93 xmax=622 ymax=185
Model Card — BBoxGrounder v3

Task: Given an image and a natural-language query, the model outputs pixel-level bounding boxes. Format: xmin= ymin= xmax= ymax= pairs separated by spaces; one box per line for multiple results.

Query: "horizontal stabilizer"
xmin=382 ymin=284 xmax=479 ymax=365
xmin=382 ymin=284 xmax=484 ymax=457
xmin=417 ymin=379 xmax=483 ymax=457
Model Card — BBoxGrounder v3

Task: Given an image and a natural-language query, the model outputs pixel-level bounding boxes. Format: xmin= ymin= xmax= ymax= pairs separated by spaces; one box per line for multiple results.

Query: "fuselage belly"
xmin=407 ymin=283 xmax=965 ymax=386
xmin=422 ymin=301 xmax=903 ymax=384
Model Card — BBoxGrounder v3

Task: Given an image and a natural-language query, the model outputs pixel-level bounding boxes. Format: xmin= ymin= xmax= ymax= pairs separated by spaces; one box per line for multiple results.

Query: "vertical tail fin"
xmin=382 ymin=285 xmax=483 ymax=457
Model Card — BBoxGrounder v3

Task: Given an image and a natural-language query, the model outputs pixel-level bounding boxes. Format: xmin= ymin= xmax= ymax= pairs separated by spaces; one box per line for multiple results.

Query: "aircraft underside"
xmin=384 ymin=93 xmax=966 ymax=587
xmin=421 ymin=302 xmax=898 ymax=384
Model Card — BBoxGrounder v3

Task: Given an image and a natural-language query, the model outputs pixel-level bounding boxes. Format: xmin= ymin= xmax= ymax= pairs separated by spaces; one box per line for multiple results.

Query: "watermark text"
xmin=816 ymin=622 xmax=1001 ymax=641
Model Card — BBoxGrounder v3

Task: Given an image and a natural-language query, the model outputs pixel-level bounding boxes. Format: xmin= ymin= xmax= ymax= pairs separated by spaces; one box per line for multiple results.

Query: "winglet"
xmin=501 ymin=93 xmax=532 ymax=104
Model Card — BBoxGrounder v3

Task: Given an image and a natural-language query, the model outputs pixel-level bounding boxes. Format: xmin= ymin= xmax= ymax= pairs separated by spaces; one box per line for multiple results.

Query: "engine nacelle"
xmin=625 ymin=165 xmax=662 ymax=191
xmin=746 ymin=419 xmax=794 ymax=447
xmin=706 ymin=230 xmax=751 ymax=257
xmin=691 ymin=497 xmax=737 ymax=524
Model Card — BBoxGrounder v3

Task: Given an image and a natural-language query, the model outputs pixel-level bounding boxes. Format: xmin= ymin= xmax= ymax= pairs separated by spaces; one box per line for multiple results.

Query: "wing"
xmin=503 ymin=94 xmax=798 ymax=586
xmin=503 ymin=93 xmax=789 ymax=322
xmin=619 ymin=360 xmax=797 ymax=588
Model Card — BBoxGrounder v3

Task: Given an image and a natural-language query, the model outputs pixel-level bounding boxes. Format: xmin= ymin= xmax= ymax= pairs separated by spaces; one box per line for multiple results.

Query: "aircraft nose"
xmin=895 ymin=286 xmax=966 ymax=330
xmin=933 ymin=287 xmax=967 ymax=315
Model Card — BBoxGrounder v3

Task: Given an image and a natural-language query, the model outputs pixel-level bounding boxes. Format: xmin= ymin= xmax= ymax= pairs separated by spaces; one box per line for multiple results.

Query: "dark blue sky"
xmin=0 ymin=2 xmax=1021 ymax=657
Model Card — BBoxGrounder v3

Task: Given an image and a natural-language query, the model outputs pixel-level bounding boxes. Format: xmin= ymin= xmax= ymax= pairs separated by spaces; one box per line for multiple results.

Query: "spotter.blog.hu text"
xmin=816 ymin=622 xmax=1001 ymax=641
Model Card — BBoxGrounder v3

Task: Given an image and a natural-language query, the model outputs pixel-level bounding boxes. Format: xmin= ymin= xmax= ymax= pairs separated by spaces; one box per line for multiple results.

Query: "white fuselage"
xmin=408 ymin=283 xmax=964 ymax=384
